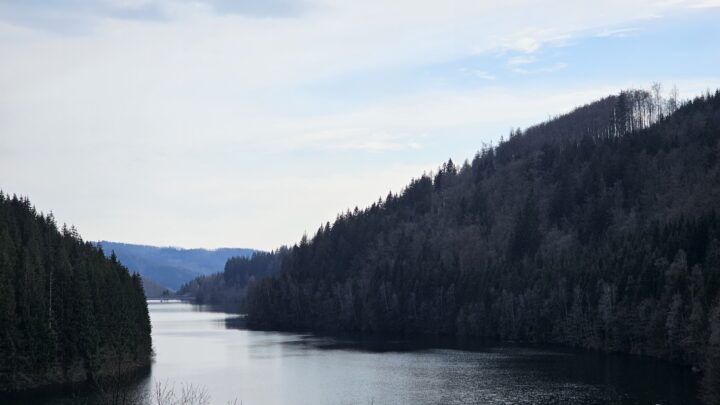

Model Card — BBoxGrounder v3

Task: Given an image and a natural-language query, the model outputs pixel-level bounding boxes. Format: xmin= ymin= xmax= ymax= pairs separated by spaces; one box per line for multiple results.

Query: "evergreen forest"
xmin=0 ymin=194 xmax=152 ymax=392
xmin=238 ymin=89 xmax=720 ymax=401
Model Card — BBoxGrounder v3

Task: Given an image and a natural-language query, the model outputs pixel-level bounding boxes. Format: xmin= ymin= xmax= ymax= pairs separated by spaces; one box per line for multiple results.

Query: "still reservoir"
xmin=3 ymin=300 xmax=700 ymax=404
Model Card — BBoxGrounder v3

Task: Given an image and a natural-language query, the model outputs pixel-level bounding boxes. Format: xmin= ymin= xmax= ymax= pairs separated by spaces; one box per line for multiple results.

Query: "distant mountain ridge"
xmin=97 ymin=241 xmax=254 ymax=290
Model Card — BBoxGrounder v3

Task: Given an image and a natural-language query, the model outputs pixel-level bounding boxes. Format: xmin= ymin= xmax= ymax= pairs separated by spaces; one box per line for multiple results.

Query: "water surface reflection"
xmin=147 ymin=302 xmax=698 ymax=405
xmin=0 ymin=301 xmax=700 ymax=404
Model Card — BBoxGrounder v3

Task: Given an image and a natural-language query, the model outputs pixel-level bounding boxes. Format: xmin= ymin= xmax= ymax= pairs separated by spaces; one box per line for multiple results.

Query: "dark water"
xmin=3 ymin=301 xmax=701 ymax=404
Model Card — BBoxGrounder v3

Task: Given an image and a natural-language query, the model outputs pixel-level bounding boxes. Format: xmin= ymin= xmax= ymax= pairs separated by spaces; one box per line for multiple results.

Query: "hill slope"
xmin=141 ymin=276 xmax=170 ymax=299
xmin=246 ymin=89 xmax=720 ymax=402
xmin=0 ymin=194 xmax=151 ymax=392
xmin=97 ymin=241 xmax=254 ymax=290
xmin=176 ymin=249 xmax=284 ymax=311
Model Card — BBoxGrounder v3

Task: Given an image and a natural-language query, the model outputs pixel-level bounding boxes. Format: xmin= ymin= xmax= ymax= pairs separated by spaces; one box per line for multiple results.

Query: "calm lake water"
xmin=3 ymin=300 xmax=701 ymax=404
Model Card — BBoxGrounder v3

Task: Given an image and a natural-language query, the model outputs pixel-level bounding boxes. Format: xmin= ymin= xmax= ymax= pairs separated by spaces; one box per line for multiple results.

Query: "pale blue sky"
xmin=1 ymin=0 xmax=719 ymax=249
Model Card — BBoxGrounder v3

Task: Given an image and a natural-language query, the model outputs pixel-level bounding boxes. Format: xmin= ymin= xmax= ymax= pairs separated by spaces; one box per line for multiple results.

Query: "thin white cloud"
xmin=509 ymin=37 xmax=542 ymax=53
xmin=326 ymin=141 xmax=422 ymax=152
xmin=595 ymin=27 xmax=640 ymax=37
xmin=512 ymin=62 xmax=569 ymax=74
xmin=460 ymin=68 xmax=496 ymax=80
xmin=473 ymin=70 xmax=497 ymax=81
xmin=688 ymin=0 xmax=720 ymax=8
xmin=507 ymin=55 xmax=537 ymax=66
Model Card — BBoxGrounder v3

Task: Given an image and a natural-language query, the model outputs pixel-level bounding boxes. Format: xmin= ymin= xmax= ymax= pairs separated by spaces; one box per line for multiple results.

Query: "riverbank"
xmin=0 ymin=350 xmax=152 ymax=397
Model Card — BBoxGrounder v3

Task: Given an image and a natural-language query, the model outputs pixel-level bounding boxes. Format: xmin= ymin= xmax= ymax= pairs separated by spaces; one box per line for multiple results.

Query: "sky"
xmin=1 ymin=0 xmax=720 ymax=250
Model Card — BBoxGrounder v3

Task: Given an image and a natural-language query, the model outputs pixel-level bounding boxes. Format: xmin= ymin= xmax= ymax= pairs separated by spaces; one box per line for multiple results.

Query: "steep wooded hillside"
xmin=245 ymin=89 xmax=720 ymax=402
xmin=177 ymin=250 xmax=284 ymax=310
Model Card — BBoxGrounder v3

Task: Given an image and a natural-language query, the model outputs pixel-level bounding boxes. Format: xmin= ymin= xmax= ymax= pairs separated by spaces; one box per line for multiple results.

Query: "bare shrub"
xmin=152 ymin=380 xmax=211 ymax=405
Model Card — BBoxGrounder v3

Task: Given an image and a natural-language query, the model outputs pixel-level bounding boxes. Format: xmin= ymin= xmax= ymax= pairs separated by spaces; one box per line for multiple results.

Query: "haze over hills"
xmin=97 ymin=241 xmax=254 ymax=291
xmin=141 ymin=276 xmax=171 ymax=299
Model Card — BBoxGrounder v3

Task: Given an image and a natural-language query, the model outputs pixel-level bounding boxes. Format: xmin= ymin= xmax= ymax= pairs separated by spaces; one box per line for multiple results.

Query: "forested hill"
xmin=176 ymin=250 xmax=284 ymax=311
xmin=0 ymin=194 xmax=152 ymax=392
xmin=97 ymin=241 xmax=254 ymax=290
xmin=246 ymin=89 xmax=720 ymax=402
